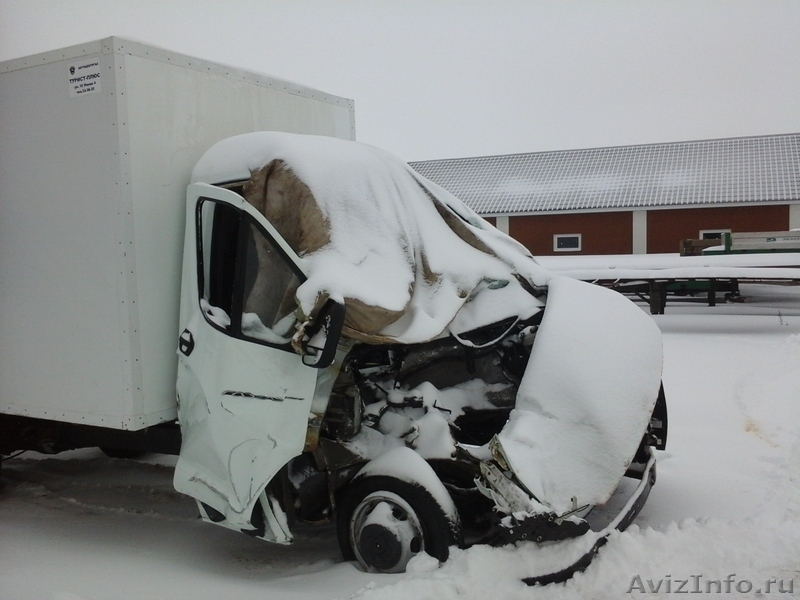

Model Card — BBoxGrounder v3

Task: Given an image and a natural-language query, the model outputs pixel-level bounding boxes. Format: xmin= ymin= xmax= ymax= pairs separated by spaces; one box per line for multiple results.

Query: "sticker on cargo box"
xmin=67 ymin=57 xmax=102 ymax=97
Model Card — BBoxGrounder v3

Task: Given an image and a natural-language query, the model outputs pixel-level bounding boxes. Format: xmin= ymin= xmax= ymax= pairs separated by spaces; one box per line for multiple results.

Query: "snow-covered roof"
xmin=409 ymin=132 xmax=800 ymax=216
xmin=536 ymin=252 xmax=800 ymax=282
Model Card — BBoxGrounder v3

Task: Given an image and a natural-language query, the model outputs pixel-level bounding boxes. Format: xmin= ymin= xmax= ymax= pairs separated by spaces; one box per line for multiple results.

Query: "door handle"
xmin=179 ymin=329 xmax=195 ymax=356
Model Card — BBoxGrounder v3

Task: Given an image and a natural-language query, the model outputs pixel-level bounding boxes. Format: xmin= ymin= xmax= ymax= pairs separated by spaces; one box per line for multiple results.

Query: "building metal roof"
xmin=409 ymin=133 xmax=800 ymax=216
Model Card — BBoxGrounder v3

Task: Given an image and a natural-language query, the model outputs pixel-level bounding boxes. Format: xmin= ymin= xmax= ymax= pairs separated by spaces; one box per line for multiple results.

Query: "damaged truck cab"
xmin=173 ymin=133 xmax=668 ymax=577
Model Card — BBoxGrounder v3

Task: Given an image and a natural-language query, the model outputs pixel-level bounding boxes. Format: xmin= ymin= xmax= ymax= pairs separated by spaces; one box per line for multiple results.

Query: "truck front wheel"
xmin=336 ymin=476 xmax=457 ymax=573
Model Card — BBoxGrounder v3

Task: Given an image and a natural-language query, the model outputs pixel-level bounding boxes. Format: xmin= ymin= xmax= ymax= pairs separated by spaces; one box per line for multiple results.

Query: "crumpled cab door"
xmin=174 ymin=183 xmax=317 ymax=543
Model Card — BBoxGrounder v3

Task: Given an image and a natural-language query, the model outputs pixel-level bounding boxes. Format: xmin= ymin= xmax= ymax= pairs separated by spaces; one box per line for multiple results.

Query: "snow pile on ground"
xmin=351 ymin=309 xmax=800 ymax=599
xmin=349 ymin=519 xmax=799 ymax=599
xmin=1 ymin=288 xmax=799 ymax=599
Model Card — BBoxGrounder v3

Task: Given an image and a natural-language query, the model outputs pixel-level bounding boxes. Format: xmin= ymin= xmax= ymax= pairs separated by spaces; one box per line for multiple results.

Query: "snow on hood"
xmin=193 ymin=132 xmax=551 ymax=344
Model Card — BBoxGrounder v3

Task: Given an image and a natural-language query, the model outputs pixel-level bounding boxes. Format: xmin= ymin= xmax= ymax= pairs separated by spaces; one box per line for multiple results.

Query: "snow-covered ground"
xmin=2 ymin=283 xmax=799 ymax=599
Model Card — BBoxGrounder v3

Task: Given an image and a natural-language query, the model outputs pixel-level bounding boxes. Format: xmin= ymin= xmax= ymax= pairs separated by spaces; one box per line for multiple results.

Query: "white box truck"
xmin=1 ymin=38 xmax=667 ymax=583
xmin=0 ymin=36 xmax=353 ymax=446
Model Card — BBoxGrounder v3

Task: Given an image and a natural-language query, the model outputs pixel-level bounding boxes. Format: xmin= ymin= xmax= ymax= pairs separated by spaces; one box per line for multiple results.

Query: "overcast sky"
xmin=2 ymin=0 xmax=799 ymax=161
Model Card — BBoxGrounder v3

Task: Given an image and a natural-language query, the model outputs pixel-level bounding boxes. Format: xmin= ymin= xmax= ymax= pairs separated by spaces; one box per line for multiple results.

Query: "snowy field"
xmin=2 ymin=283 xmax=799 ymax=599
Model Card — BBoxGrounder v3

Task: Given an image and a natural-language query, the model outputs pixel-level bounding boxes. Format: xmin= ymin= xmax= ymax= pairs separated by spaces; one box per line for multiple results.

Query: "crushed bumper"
xmin=521 ymin=446 xmax=657 ymax=585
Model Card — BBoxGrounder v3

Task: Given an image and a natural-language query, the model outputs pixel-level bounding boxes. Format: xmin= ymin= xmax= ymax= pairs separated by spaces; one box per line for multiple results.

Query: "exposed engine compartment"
xmin=283 ymin=305 xmax=667 ymax=543
xmin=322 ymin=312 xmax=544 ymax=453
xmin=274 ymin=313 xmax=547 ymax=539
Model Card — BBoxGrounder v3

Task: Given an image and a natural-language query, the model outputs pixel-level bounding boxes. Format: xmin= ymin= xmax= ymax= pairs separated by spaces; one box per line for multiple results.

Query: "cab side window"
xmin=198 ymin=198 xmax=302 ymax=350
xmin=239 ymin=220 xmax=301 ymax=345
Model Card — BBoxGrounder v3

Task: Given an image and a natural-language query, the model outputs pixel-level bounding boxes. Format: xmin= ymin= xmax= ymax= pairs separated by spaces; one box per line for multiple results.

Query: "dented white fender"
xmin=355 ymin=446 xmax=459 ymax=526
xmin=498 ymin=275 xmax=663 ymax=514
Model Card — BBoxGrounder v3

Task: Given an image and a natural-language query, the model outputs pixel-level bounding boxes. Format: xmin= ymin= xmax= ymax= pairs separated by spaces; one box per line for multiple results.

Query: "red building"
xmin=410 ymin=133 xmax=800 ymax=255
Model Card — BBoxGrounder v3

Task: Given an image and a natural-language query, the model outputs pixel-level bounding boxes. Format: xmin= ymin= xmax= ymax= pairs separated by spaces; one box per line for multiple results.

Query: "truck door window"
xmin=198 ymin=198 xmax=302 ymax=349
xmin=199 ymin=200 xmax=239 ymax=329
xmin=239 ymin=219 xmax=301 ymax=345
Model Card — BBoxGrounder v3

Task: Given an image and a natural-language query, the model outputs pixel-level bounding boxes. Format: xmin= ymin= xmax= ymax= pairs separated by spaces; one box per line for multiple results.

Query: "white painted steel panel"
xmin=0 ymin=48 xmax=132 ymax=427
xmin=0 ymin=37 xmax=355 ymax=430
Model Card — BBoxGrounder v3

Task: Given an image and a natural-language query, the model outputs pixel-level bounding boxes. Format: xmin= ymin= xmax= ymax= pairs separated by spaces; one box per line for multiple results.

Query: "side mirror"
xmin=301 ymin=300 xmax=346 ymax=369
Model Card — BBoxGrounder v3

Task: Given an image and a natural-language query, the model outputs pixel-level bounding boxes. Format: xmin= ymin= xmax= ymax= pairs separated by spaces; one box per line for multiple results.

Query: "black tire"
xmin=336 ymin=475 xmax=460 ymax=573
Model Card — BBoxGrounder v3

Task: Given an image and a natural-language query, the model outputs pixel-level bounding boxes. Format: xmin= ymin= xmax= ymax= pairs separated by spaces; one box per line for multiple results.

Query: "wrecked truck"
xmin=0 ymin=39 xmax=666 ymax=583
xmin=176 ymin=131 xmax=667 ymax=578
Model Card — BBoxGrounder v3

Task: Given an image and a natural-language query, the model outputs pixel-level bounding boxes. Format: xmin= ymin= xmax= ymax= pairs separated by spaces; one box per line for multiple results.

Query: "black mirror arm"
xmin=301 ymin=300 xmax=346 ymax=369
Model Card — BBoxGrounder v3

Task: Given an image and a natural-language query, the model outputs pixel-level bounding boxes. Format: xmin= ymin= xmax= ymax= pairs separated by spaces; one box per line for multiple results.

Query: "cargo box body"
xmin=0 ymin=37 xmax=355 ymax=430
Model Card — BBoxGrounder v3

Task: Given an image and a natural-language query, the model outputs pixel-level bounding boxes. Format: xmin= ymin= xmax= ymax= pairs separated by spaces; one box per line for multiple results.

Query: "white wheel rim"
xmin=349 ymin=490 xmax=425 ymax=573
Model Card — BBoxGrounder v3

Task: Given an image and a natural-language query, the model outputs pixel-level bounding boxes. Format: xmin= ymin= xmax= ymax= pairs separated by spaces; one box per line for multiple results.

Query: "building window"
xmin=699 ymin=229 xmax=731 ymax=240
xmin=553 ymin=233 xmax=582 ymax=252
